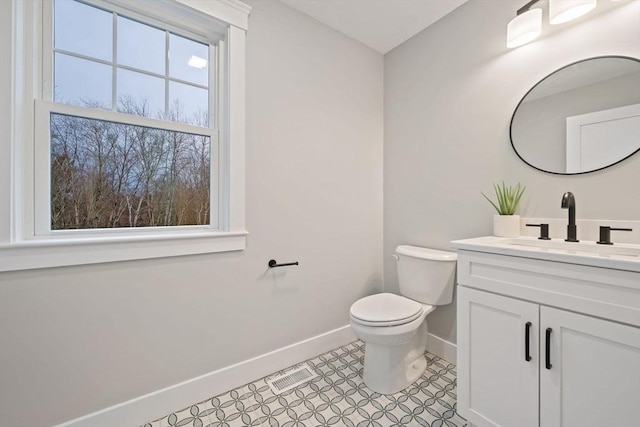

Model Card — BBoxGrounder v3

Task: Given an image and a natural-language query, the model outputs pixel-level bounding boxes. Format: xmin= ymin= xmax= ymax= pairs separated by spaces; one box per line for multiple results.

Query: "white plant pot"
xmin=493 ymin=215 xmax=520 ymax=237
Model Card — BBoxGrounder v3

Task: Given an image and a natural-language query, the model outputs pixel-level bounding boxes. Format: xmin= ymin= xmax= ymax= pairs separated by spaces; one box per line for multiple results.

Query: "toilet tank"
xmin=395 ymin=245 xmax=457 ymax=305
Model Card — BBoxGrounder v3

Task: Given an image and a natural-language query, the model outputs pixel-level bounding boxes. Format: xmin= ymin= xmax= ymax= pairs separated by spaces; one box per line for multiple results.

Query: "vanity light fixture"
xmin=507 ymin=2 xmax=543 ymax=48
xmin=507 ymin=0 xmax=598 ymax=48
xmin=549 ymin=0 xmax=597 ymax=24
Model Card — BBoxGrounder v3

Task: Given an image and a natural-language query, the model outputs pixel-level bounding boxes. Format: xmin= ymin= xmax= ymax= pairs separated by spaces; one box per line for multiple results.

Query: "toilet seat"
xmin=350 ymin=293 xmax=426 ymax=327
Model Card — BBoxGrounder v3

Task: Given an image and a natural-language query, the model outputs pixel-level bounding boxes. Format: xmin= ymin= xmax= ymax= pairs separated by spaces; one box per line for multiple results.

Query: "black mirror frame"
xmin=509 ymin=55 xmax=640 ymax=176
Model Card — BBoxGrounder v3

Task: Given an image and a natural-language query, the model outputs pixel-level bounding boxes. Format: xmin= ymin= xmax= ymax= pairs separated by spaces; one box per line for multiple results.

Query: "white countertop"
xmin=451 ymin=236 xmax=640 ymax=272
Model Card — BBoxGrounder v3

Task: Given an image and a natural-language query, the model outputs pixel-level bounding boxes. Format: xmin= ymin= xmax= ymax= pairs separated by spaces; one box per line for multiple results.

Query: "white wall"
xmin=0 ymin=1 xmax=383 ymax=425
xmin=384 ymin=0 xmax=640 ymax=344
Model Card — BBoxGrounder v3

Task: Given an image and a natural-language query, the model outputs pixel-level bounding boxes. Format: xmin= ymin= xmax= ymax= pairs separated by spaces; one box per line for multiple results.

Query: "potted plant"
xmin=482 ymin=182 xmax=526 ymax=237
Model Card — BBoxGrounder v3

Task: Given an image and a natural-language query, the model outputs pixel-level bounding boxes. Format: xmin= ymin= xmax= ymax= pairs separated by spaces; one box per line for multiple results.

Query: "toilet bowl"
xmin=349 ymin=246 xmax=457 ymax=394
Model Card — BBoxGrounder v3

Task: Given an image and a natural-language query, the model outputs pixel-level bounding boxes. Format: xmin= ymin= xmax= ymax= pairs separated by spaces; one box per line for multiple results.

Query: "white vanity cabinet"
xmin=539 ymin=306 xmax=640 ymax=427
xmin=453 ymin=244 xmax=640 ymax=427
xmin=458 ymin=287 xmax=539 ymax=427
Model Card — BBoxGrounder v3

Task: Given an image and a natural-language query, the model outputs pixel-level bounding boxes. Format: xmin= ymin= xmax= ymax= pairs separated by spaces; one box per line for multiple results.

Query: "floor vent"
xmin=266 ymin=364 xmax=318 ymax=394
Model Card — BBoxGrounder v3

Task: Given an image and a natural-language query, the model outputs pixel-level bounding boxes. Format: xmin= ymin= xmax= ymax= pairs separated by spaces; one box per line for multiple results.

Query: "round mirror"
xmin=510 ymin=56 xmax=640 ymax=175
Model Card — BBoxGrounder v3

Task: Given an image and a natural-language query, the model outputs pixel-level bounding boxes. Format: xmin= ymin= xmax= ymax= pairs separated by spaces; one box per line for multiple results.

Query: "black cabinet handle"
xmin=525 ymin=322 xmax=532 ymax=362
xmin=545 ymin=328 xmax=552 ymax=370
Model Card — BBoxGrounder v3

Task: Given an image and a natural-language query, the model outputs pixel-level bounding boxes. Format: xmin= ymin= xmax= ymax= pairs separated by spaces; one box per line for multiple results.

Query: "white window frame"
xmin=0 ymin=0 xmax=250 ymax=272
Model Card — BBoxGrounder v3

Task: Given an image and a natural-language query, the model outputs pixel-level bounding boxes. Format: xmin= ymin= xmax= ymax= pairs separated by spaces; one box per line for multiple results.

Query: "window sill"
xmin=0 ymin=231 xmax=248 ymax=272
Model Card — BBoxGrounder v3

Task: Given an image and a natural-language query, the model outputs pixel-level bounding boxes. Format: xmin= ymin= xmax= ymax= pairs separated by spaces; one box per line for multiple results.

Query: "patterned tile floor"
xmin=143 ymin=341 xmax=466 ymax=427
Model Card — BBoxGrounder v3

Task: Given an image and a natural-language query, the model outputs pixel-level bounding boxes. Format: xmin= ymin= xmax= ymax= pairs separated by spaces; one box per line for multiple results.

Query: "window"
xmin=0 ymin=0 xmax=250 ymax=271
xmin=44 ymin=0 xmax=217 ymax=231
xmin=48 ymin=114 xmax=213 ymax=229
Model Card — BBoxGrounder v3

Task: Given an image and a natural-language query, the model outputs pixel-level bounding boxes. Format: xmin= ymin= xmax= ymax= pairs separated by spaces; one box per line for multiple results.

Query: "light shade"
xmin=549 ymin=0 xmax=597 ymax=25
xmin=507 ymin=8 xmax=542 ymax=48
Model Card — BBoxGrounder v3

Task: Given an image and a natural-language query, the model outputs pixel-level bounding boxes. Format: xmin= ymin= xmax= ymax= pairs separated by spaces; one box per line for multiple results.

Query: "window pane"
xmin=54 ymin=0 xmax=112 ymax=62
xmin=50 ymin=114 xmax=211 ymax=229
xmin=169 ymin=82 xmax=209 ymax=126
xmin=169 ymin=33 xmax=209 ymax=87
xmin=54 ymin=53 xmax=112 ymax=108
xmin=117 ymin=69 xmax=165 ymax=118
xmin=117 ymin=16 xmax=165 ymax=75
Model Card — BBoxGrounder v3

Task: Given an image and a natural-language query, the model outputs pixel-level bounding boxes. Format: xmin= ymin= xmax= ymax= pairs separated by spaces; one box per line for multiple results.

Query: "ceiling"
xmin=279 ymin=0 xmax=469 ymax=54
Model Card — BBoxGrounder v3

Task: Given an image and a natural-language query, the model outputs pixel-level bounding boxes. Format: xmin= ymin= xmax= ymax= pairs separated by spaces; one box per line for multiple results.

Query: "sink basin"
xmin=504 ymin=238 xmax=640 ymax=258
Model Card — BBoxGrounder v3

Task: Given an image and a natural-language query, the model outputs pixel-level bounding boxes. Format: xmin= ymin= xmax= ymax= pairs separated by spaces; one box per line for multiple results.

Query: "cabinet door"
xmin=458 ymin=286 xmax=539 ymax=427
xmin=541 ymin=306 xmax=640 ymax=427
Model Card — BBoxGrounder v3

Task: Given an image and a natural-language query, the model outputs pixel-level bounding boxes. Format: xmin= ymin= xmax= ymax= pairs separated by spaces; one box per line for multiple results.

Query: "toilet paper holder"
xmin=268 ymin=259 xmax=299 ymax=268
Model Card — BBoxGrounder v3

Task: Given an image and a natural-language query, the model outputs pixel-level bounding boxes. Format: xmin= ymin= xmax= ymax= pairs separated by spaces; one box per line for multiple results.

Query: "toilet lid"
xmin=350 ymin=293 xmax=423 ymax=326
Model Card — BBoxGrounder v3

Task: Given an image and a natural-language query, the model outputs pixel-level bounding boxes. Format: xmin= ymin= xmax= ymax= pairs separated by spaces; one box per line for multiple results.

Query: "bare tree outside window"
xmin=50 ymin=102 xmax=211 ymax=230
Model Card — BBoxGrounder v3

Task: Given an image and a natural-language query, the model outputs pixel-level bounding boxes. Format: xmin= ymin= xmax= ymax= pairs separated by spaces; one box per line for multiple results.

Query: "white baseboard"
xmin=56 ymin=325 xmax=357 ymax=427
xmin=427 ymin=333 xmax=457 ymax=364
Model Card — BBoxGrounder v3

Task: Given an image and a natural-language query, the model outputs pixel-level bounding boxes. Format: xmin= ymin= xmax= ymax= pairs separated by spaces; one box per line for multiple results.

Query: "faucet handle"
xmin=597 ymin=226 xmax=632 ymax=245
xmin=526 ymin=223 xmax=550 ymax=240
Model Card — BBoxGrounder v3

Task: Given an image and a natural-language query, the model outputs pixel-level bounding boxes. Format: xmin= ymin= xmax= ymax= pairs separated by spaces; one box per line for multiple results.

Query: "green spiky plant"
xmin=482 ymin=182 xmax=526 ymax=215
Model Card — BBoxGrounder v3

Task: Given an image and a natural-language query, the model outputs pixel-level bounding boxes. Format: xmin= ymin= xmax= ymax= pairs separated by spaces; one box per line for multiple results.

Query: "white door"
xmin=565 ymin=103 xmax=640 ymax=173
xmin=540 ymin=306 xmax=640 ymax=427
xmin=458 ymin=287 xmax=539 ymax=427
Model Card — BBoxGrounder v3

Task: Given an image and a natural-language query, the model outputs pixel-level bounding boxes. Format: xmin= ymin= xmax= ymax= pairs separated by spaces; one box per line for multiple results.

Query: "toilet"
xmin=349 ymin=245 xmax=457 ymax=394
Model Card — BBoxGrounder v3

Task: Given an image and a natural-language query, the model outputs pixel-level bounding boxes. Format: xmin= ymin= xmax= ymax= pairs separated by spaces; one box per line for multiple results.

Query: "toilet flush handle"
xmin=392 ymin=254 xmax=400 ymax=261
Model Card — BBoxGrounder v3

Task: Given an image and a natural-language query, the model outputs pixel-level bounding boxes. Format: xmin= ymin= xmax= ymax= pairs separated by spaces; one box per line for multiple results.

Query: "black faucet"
xmin=561 ymin=192 xmax=579 ymax=242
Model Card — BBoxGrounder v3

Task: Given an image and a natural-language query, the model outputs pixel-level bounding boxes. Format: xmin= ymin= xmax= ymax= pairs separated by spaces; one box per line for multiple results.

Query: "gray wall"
xmin=3 ymin=0 xmax=640 ymax=424
xmin=0 ymin=1 xmax=383 ymax=425
xmin=384 ymin=0 xmax=640 ymax=344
